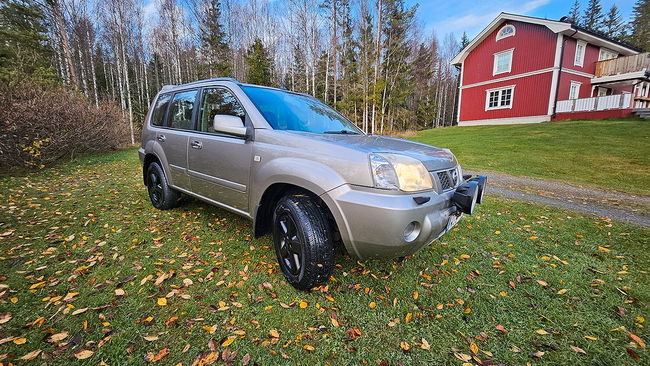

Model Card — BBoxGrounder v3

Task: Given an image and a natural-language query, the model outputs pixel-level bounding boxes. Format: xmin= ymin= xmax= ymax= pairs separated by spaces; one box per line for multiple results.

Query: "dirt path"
xmin=466 ymin=170 xmax=650 ymax=227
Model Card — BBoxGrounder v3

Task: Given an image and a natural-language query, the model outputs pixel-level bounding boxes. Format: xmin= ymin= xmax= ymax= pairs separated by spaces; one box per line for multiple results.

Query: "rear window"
xmin=167 ymin=90 xmax=198 ymax=130
xmin=151 ymin=93 xmax=171 ymax=127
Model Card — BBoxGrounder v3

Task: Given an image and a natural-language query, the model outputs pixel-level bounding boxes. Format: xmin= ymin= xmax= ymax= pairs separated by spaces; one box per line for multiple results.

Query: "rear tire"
xmin=146 ymin=162 xmax=180 ymax=210
xmin=272 ymin=193 xmax=335 ymax=290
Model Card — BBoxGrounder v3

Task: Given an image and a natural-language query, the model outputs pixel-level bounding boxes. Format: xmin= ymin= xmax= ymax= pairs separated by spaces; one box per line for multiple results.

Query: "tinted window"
xmin=198 ymin=88 xmax=246 ymax=133
xmin=151 ymin=93 xmax=171 ymax=126
xmin=241 ymin=86 xmax=361 ymax=134
xmin=167 ymin=90 xmax=197 ymax=130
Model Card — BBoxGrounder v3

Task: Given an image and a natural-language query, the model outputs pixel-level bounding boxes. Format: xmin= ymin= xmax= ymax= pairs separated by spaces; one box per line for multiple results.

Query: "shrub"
xmin=0 ymin=79 xmax=130 ymax=172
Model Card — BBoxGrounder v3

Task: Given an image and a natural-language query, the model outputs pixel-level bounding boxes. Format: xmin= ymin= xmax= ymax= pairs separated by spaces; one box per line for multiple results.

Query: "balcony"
xmin=556 ymin=93 xmax=632 ymax=113
xmin=593 ymin=53 xmax=650 ymax=83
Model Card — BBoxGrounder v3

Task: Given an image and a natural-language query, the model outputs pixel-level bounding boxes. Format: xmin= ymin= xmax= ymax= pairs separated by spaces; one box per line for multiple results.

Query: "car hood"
xmin=298 ymin=133 xmax=458 ymax=171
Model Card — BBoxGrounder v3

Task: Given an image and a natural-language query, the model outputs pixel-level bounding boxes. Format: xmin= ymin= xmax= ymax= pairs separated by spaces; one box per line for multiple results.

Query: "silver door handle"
xmin=190 ymin=140 xmax=202 ymax=149
xmin=157 ymin=134 xmax=166 ymax=142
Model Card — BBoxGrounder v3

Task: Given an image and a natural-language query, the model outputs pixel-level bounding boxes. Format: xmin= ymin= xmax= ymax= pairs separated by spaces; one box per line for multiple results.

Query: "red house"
xmin=451 ymin=13 xmax=650 ymax=126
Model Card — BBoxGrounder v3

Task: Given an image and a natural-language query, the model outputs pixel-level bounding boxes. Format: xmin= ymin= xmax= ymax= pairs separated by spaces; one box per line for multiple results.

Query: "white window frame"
xmin=569 ymin=81 xmax=581 ymax=100
xmin=493 ymin=48 xmax=514 ymax=76
xmin=598 ymin=47 xmax=618 ymax=61
xmin=485 ymin=85 xmax=515 ymax=111
xmin=496 ymin=24 xmax=516 ymax=41
xmin=574 ymin=40 xmax=586 ymax=67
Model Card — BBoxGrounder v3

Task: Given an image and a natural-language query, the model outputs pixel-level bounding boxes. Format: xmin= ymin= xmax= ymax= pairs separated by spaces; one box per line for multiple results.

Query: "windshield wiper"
xmin=324 ymin=130 xmax=359 ymax=135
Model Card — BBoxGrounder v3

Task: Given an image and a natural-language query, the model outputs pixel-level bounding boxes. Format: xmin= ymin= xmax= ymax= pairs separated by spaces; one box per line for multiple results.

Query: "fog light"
xmin=453 ymin=181 xmax=479 ymax=214
xmin=404 ymin=221 xmax=421 ymax=242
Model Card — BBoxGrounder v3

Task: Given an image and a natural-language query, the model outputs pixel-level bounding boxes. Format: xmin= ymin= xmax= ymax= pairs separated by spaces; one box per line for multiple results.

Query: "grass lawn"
xmin=0 ymin=149 xmax=648 ymax=365
xmin=410 ymin=119 xmax=650 ymax=195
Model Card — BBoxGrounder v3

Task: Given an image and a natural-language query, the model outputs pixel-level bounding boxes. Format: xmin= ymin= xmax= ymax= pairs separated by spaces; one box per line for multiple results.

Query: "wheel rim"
xmin=277 ymin=213 xmax=303 ymax=276
xmin=148 ymin=171 xmax=164 ymax=205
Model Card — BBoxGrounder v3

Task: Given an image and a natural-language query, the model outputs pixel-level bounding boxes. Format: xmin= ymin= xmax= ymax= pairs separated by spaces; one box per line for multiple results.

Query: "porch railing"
xmin=595 ymin=53 xmax=650 ymax=77
xmin=556 ymin=93 xmax=633 ymax=113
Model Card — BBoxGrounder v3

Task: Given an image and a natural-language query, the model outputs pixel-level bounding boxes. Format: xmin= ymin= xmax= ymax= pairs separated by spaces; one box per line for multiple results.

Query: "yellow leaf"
xmin=464 ymin=308 xmax=471 ymax=314
xmin=499 ymin=291 xmax=508 ymax=297
xmin=269 ymin=329 xmax=280 ymax=338
xmin=535 ymin=329 xmax=549 ymax=335
xmin=30 ymin=281 xmax=46 ymax=289
xmin=221 ymin=337 xmax=235 ymax=347
xmin=202 ymin=326 xmax=215 ymax=333
xmin=303 ymin=344 xmax=315 ymax=351
xmin=400 ymin=341 xmax=411 ymax=351
xmin=299 ymin=301 xmax=308 ymax=309
xmin=460 ymin=254 xmax=470 ymax=259
xmin=557 ymin=289 xmax=568 ymax=295
xmin=405 ymin=313 xmax=413 ymax=323
xmin=529 ymin=236 xmax=538 ymax=240
xmin=584 ymin=335 xmax=598 ymax=340
xmin=157 ymin=298 xmax=167 ymax=306
xmin=13 ymin=337 xmax=27 ymax=345
xmin=597 ymin=246 xmax=611 ymax=252
xmin=412 ymin=291 xmax=419 ymax=299
xmin=264 ymin=305 xmax=273 ymax=311
xmin=10 ymin=297 xmax=18 ymax=303
xmin=144 ymin=335 xmax=159 ymax=342
xmin=636 ymin=316 xmax=645 ymax=323
xmin=469 ymin=341 xmax=479 ymax=354
xmin=536 ymin=280 xmax=548 ymax=287
xmin=115 ymin=289 xmax=125 ymax=296
xmin=74 ymin=349 xmax=94 ymax=359
xmin=331 ymin=317 xmax=339 ymax=327
xmin=369 ymin=302 xmax=377 ymax=309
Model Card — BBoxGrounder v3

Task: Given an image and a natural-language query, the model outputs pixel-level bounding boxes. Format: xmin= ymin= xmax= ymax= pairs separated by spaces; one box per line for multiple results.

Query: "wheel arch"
xmin=253 ymin=183 xmax=342 ymax=250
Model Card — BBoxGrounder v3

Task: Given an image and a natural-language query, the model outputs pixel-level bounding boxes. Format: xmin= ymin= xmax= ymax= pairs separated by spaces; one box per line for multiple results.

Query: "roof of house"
xmin=451 ymin=12 xmax=642 ymax=65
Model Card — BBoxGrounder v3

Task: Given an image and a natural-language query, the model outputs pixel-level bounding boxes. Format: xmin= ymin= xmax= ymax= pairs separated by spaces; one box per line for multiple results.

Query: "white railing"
xmin=556 ymin=93 xmax=632 ymax=113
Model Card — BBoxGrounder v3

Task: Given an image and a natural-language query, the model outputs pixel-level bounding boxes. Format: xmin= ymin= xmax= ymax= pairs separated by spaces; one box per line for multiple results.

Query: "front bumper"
xmin=321 ymin=176 xmax=486 ymax=259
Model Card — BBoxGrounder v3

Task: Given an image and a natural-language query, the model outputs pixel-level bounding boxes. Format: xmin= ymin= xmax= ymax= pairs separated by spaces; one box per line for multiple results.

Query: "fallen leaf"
xmin=369 ymin=301 xmax=376 ymax=309
xmin=13 ymin=337 xmax=27 ymax=345
xmin=557 ymin=289 xmax=568 ymax=295
xmin=157 ymin=298 xmax=167 ymax=306
xmin=269 ymin=329 xmax=280 ymax=338
xmin=629 ymin=333 xmax=646 ymax=348
xmin=584 ymin=335 xmax=598 ymax=340
xmin=299 ymin=301 xmax=308 ymax=308
xmin=421 ymin=338 xmax=430 ymax=350
xmin=144 ymin=347 xmax=170 ymax=362
xmin=48 ymin=332 xmax=68 ymax=342
xmin=469 ymin=341 xmax=479 ymax=354
xmin=221 ymin=337 xmax=235 ymax=347
xmin=405 ymin=313 xmax=413 ymax=323
xmin=72 ymin=308 xmax=88 ymax=315
xmin=303 ymin=345 xmax=315 ymax=351
xmin=496 ymin=324 xmax=508 ymax=333
xmin=535 ymin=329 xmax=549 ymax=335
xmin=144 ymin=335 xmax=159 ymax=342
xmin=571 ymin=345 xmax=586 ymax=354
xmin=597 ymin=246 xmax=611 ymax=252
xmin=20 ymin=349 xmax=42 ymax=360
xmin=400 ymin=341 xmax=411 ymax=351
xmin=74 ymin=349 xmax=94 ymax=359
xmin=0 ymin=313 xmax=12 ymax=324
xmin=531 ymin=350 xmax=545 ymax=358
xmin=115 ymin=288 xmax=125 ymax=296
xmin=191 ymin=351 xmax=219 ymax=366
xmin=536 ymin=280 xmax=548 ymax=287
xmin=627 ymin=348 xmax=640 ymax=360
xmin=164 ymin=316 xmax=179 ymax=326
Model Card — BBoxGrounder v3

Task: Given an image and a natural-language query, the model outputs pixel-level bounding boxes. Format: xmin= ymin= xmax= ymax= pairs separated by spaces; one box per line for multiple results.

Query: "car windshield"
xmin=242 ymin=86 xmax=363 ymax=134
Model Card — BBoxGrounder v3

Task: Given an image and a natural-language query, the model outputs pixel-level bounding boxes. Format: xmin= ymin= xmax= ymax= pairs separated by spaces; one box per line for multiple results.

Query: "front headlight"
xmin=369 ymin=153 xmax=434 ymax=192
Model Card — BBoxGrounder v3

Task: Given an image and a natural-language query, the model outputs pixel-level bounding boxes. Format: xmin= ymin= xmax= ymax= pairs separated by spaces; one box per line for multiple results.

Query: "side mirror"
xmin=213 ymin=115 xmax=247 ymax=137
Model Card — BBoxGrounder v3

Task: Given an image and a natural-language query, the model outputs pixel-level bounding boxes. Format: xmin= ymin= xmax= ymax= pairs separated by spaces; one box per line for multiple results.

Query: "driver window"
xmin=199 ymin=88 xmax=246 ymax=133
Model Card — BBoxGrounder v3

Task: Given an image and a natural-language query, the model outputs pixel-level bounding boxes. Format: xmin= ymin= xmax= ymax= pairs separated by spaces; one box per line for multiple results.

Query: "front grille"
xmin=435 ymin=168 xmax=459 ymax=191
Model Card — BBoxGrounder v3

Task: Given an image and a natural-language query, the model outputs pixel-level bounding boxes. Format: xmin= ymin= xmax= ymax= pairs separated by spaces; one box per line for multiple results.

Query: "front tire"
xmin=145 ymin=162 xmax=180 ymax=210
xmin=272 ymin=193 xmax=335 ymax=290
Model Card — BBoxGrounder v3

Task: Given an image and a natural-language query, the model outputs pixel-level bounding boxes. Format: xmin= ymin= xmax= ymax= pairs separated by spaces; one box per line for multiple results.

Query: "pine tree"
xmin=411 ymin=42 xmax=436 ymax=128
xmin=629 ymin=0 xmax=650 ymax=50
xmin=459 ymin=32 xmax=470 ymax=50
xmin=568 ymin=0 xmax=581 ymax=24
xmin=583 ymin=0 xmax=605 ymax=32
xmin=200 ymin=0 xmax=231 ymax=77
xmin=603 ymin=4 xmax=626 ymax=40
xmin=0 ymin=0 xmax=54 ymax=81
xmin=245 ymin=38 xmax=273 ymax=86
xmin=337 ymin=0 xmax=359 ymax=117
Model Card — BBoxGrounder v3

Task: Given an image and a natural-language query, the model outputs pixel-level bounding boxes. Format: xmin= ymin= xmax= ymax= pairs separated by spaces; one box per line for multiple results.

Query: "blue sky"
xmin=409 ymin=0 xmax=638 ymax=39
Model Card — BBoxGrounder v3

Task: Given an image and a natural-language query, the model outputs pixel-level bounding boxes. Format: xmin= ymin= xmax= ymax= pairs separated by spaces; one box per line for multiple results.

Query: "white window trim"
xmin=569 ymin=81 xmax=582 ymax=99
xmin=485 ymin=85 xmax=515 ymax=111
xmin=496 ymin=24 xmax=516 ymax=41
xmin=493 ymin=48 xmax=514 ymax=76
xmin=574 ymin=40 xmax=586 ymax=67
xmin=598 ymin=47 xmax=618 ymax=61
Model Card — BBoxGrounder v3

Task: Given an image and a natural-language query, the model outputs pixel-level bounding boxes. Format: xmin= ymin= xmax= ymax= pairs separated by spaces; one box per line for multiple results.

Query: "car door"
xmin=187 ymin=87 xmax=252 ymax=213
xmin=155 ymin=89 xmax=199 ymax=189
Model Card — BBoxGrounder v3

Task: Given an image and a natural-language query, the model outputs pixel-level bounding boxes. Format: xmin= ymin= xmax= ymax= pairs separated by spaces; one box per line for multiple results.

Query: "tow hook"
xmin=453 ymin=175 xmax=487 ymax=215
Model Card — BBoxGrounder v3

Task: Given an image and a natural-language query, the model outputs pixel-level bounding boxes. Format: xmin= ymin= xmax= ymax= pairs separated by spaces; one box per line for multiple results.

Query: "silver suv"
xmin=139 ymin=78 xmax=486 ymax=290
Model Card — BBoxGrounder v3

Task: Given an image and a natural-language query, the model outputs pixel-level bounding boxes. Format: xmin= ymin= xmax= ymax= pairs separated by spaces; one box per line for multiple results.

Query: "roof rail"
xmin=160 ymin=84 xmax=176 ymax=91
xmin=183 ymin=77 xmax=240 ymax=86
